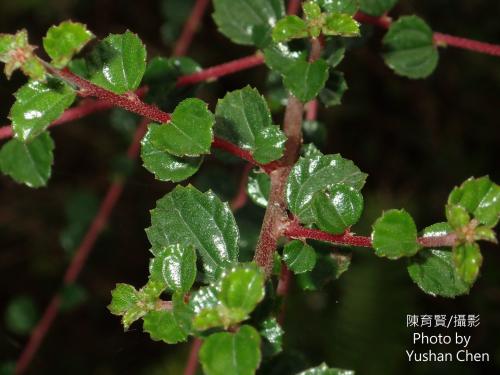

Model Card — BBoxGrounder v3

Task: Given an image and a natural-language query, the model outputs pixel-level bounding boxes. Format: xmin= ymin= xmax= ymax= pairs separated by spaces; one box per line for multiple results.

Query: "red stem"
xmin=230 ymin=163 xmax=252 ymax=211
xmin=287 ymin=0 xmax=301 ymax=16
xmin=305 ymin=99 xmax=318 ymax=122
xmin=183 ymin=338 xmax=203 ymax=375
xmin=173 ymin=0 xmax=211 ymax=57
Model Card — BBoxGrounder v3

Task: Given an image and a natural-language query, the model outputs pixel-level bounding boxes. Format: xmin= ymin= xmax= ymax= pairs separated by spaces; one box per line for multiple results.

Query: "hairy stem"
xmin=173 ymin=0 xmax=211 ymax=57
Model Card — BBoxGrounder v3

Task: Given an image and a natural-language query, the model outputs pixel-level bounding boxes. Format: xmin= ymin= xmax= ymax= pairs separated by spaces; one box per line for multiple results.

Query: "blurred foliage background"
xmin=0 ymin=0 xmax=499 ymax=374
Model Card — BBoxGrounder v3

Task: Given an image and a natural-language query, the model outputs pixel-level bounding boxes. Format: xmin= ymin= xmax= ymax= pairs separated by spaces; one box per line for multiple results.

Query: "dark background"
xmin=0 ymin=0 xmax=499 ymax=374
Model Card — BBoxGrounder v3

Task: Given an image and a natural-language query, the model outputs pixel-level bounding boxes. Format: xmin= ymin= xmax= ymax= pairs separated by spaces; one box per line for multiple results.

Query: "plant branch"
xmin=173 ymin=0 xmax=211 ymax=57
xmin=184 ymin=338 xmax=203 ymax=375
xmin=287 ymin=0 xmax=302 ymax=16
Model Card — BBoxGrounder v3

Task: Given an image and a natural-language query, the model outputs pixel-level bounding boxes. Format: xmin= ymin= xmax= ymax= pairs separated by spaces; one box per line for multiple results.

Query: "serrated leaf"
xmin=359 ymin=0 xmax=398 ymax=17
xmin=448 ymin=176 xmax=500 ymax=228
xmin=372 ymin=209 xmax=420 ymax=259
xmin=87 ymin=31 xmax=146 ymax=94
xmin=272 ymin=16 xmax=308 ymax=43
xmin=247 ymin=169 xmax=271 ymax=208
xmin=263 ymin=43 xmax=307 ymax=76
xmin=215 ymin=86 xmax=277 ymax=156
xmin=260 ymin=317 xmax=284 ymax=356
xmin=10 ymin=79 xmax=75 ymax=142
xmin=283 ymin=240 xmax=317 ymax=274
xmin=4 ymin=296 xmax=38 ymax=336
xmin=0 ymin=132 xmax=54 ymax=188
xmin=149 ymin=244 xmax=197 ymax=293
xmin=312 ymin=184 xmax=364 ymax=234
xmin=150 ymin=98 xmax=214 ymax=157
xmin=383 ymin=16 xmax=438 ymax=79
xmin=146 ymin=185 xmax=239 ymax=278
xmin=298 ymin=363 xmax=355 ymax=375
xmin=284 ymin=58 xmax=329 ymax=102
xmin=143 ymin=294 xmax=193 ymax=344
xmin=323 ymin=13 xmax=360 ymax=37
xmin=43 ymin=21 xmax=94 ymax=68
xmin=0 ymin=29 xmax=45 ymax=80
xmin=454 ymin=243 xmax=482 ymax=285
xmin=301 ymin=143 xmax=324 ymax=158
xmin=296 ymin=252 xmax=351 ymax=290
xmin=253 ymin=126 xmax=287 ymax=163
xmin=319 ymin=70 xmax=348 ymax=107
xmin=318 ymin=0 xmax=358 ymax=15
xmin=199 ymin=325 xmax=261 ymax=375
xmin=212 ymin=0 xmax=285 ymax=46
xmin=141 ymin=123 xmax=202 ymax=182
xmin=407 ymin=222 xmax=470 ymax=297
xmin=286 ymin=154 xmax=367 ymax=224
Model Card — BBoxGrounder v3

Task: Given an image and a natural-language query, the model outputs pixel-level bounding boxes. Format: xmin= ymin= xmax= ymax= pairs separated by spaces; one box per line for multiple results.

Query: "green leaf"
xmin=191 ymin=264 xmax=265 ymax=330
xmin=0 ymin=132 xmax=54 ymax=188
xmin=143 ymin=294 xmax=193 ymax=344
xmin=146 ymin=185 xmax=239 ymax=279
xmin=372 ymin=209 xmax=420 ymax=259
xmin=215 ymin=86 xmax=281 ymax=159
xmin=4 ymin=296 xmax=38 ymax=336
xmin=474 ymin=226 xmax=497 ymax=243
xmin=445 ymin=204 xmax=470 ymax=229
xmin=0 ymin=30 xmax=45 ymax=80
xmin=150 ymin=98 xmax=214 ymax=157
xmin=298 ymin=363 xmax=355 ymax=375
xmin=263 ymin=43 xmax=307 ymax=76
xmin=272 ymin=16 xmax=308 ymax=43
xmin=141 ymin=123 xmax=203 ymax=182
xmin=286 ymin=154 xmax=367 ymax=224
xmin=318 ymin=0 xmax=358 ymax=15
xmin=87 ymin=31 xmax=146 ymax=94
xmin=260 ymin=317 xmax=284 ymax=356
xmin=448 ymin=176 xmax=500 ymax=227
xmin=319 ymin=71 xmax=348 ymax=107
xmin=283 ymin=240 xmax=317 ymax=274
xmin=43 ymin=21 xmax=94 ymax=68
xmin=284 ymin=58 xmax=329 ymax=102
xmin=407 ymin=222 xmax=470 ymax=297
xmin=312 ymin=184 xmax=364 ymax=234
xmin=296 ymin=252 xmax=351 ymax=290
xmin=253 ymin=126 xmax=287 ymax=163
xmin=10 ymin=79 xmax=76 ymax=142
xmin=454 ymin=243 xmax=482 ymax=285
xmin=247 ymin=169 xmax=271 ymax=208
xmin=149 ymin=244 xmax=197 ymax=293
xmin=323 ymin=13 xmax=360 ymax=37
xmin=212 ymin=0 xmax=285 ymax=46
xmin=359 ymin=0 xmax=398 ymax=17
xmin=383 ymin=16 xmax=438 ymax=79
xmin=199 ymin=325 xmax=261 ymax=375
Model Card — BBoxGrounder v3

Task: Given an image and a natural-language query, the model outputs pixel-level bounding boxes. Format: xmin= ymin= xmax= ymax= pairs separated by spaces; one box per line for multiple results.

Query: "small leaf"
xmin=372 ymin=209 xmax=420 ymax=259
xmin=87 ymin=31 xmax=146 ymax=94
xmin=141 ymin=123 xmax=203 ymax=182
xmin=108 ymin=283 xmax=143 ymax=329
xmin=199 ymin=325 xmax=261 ymax=375
xmin=284 ymin=58 xmax=329 ymax=102
xmin=298 ymin=363 xmax=355 ymax=375
xmin=448 ymin=176 xmax=500 ymax=227
xmin=253 ymin=126 xmax=287 ymax=164
xmin=4 ymin=296 xmax=38 ymax=336
xmin=286 ymin=154 xmax=367 ymax=224
xmin=319 ymin=71 xmax=348 ymax=107
xmin=0 ymin=30 xmax=45 ymax=80
xmin=383 ymin=16 xmax=438 ymax=79
xmin=474 ymin=226 xmax=497 ymax=243
xmin=312 ymin=184 xmax=364 ymax=234
xmin=43 ymin=21 xmax=94 ymax=68
xmin=0 ymin=132 xmax=54 ymax=188
xmin=283 ymin=240 xmax=317 ymax=274
xmin=146 ymin=185 xmax=239 ymax=279
xmin=10 ymin=79 xmax=76 ymax=142
xmin=149 ymin=244 xmax=197 ymax=293
xmin=407 ymin=223 xmax=470 ymax=297
xmin=212 ymin=0 xmax=285 ymax=46
xmin=215 ymin=86 xmax=274 ymax=154
xmin=318 ymin=0 xmax=358 ymax=15
xmin=296 ymin=252 xmax=351 ymax=291
xmin=359 ymin=0 xmax=398 ymax=17
xmin=303 ymin=1 xmax=322 ymax=20
xmin=445 ymin=204 xmax=470 ymax=229
xmin=150 ymin=98 xmax=214 ymax=157
xmin=454 ymin=243 xmax=482 ymax=285
xmin=263 ymin=43 xmax=307 ymax=76
xmin=260 ymin=317 xmax=284 ymax=356
xmin=272 ymin=16 xmax=308 ymax=43
xmin=247 ymin=169 xmax=271 ymax=208
xmin=323 ymin=13 xmax=360 ymax=37
xmin=143 ymin=294 xmax=193 ymax=344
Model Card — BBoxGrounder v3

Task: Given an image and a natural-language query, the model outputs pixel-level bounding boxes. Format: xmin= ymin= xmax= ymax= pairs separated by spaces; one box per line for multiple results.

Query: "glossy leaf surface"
xmin=298 ymin=363 xmax=355 ymax=375
xmin=260 ymin=317 xmax=284 ymax=355
xmin=318 ymin=0 xmax=358 ymax=15
xmin=10 ymin=79 xmax=75 ymax=142
xmin=296 ymin=252 xmax=351 ymax=291
xmin=284 ymin=58 xmax=329 ymax=102
xmin=323 ymin=13 xmax=360 ymax=36
xmin=272 ymin=16 xmax=308 ymax=42
xmin=283 ymin=240 xmax=317 ymax=274
xmin=359 ymin=0 xmax=398 ymax=16
xmin=253 ymin=126 xmax=287 ymax=163
xmin=247 ymin=169 xmax=271 ymax=208
xmin=454 ymin=243 xmax=482 ymax=285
